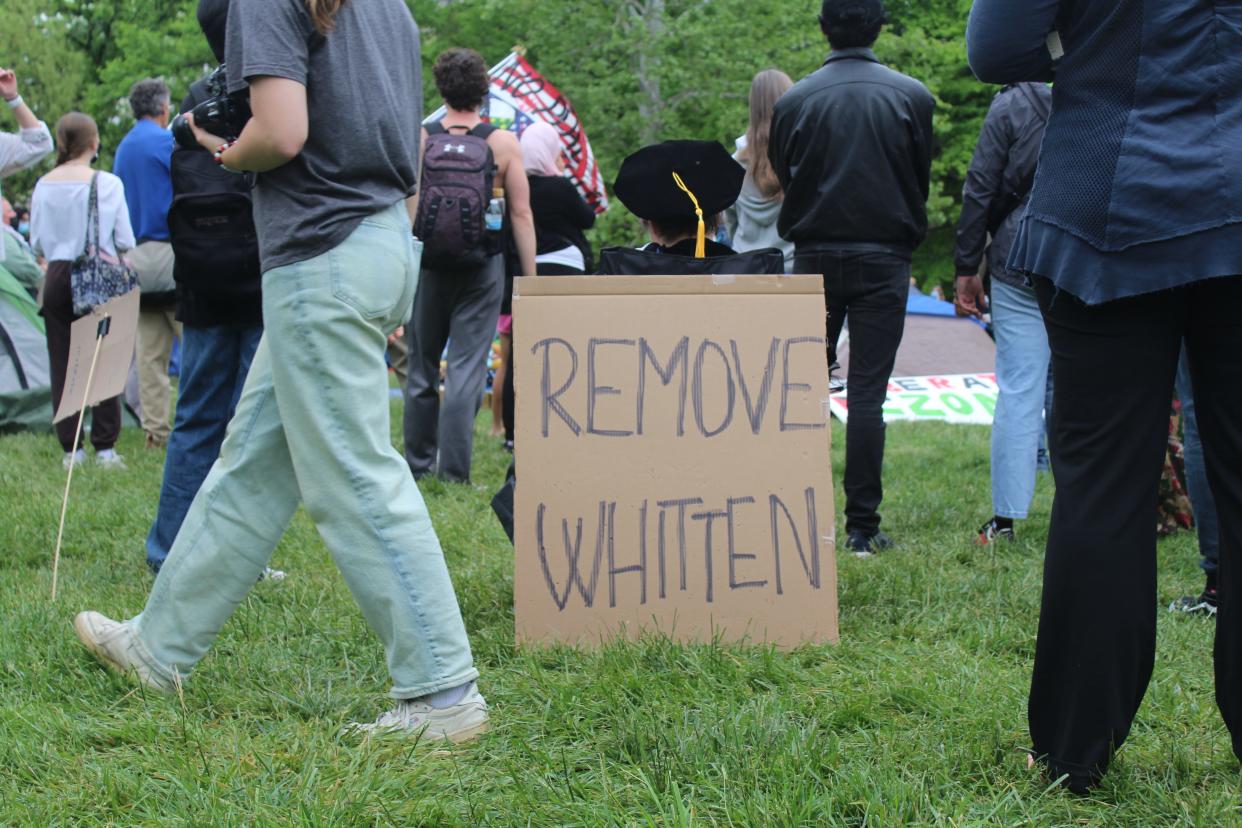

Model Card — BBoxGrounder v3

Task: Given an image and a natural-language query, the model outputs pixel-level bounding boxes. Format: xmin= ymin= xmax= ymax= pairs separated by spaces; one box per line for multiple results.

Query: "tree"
xmin=0 ymin=0 xmax=90 ymax=202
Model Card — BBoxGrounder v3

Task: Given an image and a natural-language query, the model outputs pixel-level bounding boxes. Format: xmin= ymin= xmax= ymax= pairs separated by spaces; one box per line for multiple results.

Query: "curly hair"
xmin=433 ymin=49 xmax=490 ymax=112
xmin=819 ymin=0 xmax=887 ymax=50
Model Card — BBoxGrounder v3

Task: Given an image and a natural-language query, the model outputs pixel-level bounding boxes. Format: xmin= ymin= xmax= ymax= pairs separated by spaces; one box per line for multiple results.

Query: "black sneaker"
xmin=1169 ymin=588 xmax=1218 ymax=617
xmin=845 ymin=530 xmax=893 ymax=559
xmin=976 ymin=518 xmax=1016 ymax=546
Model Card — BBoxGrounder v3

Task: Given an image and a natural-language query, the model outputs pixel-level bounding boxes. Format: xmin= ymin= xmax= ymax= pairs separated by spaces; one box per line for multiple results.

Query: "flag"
xmin=426 ymin=53 xmax=609 ymax=214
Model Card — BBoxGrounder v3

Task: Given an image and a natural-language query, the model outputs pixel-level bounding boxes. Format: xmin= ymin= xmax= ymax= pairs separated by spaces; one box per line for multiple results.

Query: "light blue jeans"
xmin=130 ymin=202 xmax=479 ymax=698
xmin=991 ymin=279 xmax=1052 ymax=520
xmin=1177 ymin=345 xmax=1220 ymax=574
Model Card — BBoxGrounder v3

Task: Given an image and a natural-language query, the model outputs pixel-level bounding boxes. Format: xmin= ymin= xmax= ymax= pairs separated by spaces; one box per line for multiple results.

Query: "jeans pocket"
xmin=330 ymin=222 xmax=406 ymax=321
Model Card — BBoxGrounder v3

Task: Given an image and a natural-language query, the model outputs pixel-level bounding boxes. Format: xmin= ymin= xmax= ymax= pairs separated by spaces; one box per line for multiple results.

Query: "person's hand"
xmin=0 ymin=69 xmax=19 ymax=102
xmin=954 ymin=274 xmax=986 ymax=319
xmin=185 ymin=112 xmax=228 ymax=155
xmin=387 ymin=326 xmax=405 ymax=345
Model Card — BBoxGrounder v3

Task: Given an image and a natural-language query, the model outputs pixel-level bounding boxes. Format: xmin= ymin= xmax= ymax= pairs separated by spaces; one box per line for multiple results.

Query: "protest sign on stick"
xmin=513 ymin=275 xmax=838 ymax=648
xmin=51 ymin=289 xmax=139 ymax=600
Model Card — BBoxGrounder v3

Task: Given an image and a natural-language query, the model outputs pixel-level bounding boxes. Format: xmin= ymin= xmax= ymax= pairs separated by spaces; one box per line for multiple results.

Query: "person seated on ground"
xmin=597 ymin=140 xmax=784 ymax=275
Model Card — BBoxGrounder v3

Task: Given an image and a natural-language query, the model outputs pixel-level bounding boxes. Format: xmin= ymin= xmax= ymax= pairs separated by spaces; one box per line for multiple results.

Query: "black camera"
xmin=171 ymin=64 xmax=252 ymax=150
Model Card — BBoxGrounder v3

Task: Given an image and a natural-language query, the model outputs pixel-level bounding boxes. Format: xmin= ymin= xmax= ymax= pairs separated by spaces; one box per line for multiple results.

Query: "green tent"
xmin=0 ymin=259 xmax=52 ymax=433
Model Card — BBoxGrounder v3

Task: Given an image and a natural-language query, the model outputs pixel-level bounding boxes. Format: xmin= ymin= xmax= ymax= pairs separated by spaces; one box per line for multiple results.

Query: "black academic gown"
xmin=597 ymin=238 xmax=785 ymax=275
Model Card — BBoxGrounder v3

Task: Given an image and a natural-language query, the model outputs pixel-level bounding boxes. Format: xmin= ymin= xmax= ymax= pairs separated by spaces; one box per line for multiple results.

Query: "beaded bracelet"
xmin=212 ymin=140 xmax=236 ymax=166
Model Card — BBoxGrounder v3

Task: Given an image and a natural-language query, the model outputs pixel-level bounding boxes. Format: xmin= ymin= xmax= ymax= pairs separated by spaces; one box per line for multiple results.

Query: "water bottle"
xmin=485 ymin=187 xmax=505 ymax=233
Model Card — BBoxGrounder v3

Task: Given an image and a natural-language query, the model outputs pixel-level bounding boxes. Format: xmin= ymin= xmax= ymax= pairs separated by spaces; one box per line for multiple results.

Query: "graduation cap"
xmin=613 ymin=140 xmax=745 ymax=258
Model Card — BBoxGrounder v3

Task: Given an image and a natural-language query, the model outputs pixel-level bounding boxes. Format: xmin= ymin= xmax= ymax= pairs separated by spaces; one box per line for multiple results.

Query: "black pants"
xmin=42 ymin=260 xmax=122 ymax=453
xmin=1030 ymin=275 xmax=1242 ymax=790
xmin=795 ymin=250 xmax=910 ymax=536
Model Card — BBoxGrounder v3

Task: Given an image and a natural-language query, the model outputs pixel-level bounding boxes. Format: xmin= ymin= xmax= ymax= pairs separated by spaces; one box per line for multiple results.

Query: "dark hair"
xmin=433 ymin=48 xmax=490 ymax=112
xmin=55 ymin=112 xmax=99 ymax=166
xmin=819 ymin=0 xmax=886 ymax=50
xmin=129 ymin=78 xmax=171 ymax=120
xmin=197 ymin=0 xmax=229 ymax=63
xmin=649 ymin=214 xmax=722 ymax=244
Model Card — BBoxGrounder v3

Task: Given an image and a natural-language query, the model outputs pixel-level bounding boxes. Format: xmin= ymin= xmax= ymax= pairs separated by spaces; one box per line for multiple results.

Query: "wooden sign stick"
xmin=51 ymin=317 xmax=110 ymax=601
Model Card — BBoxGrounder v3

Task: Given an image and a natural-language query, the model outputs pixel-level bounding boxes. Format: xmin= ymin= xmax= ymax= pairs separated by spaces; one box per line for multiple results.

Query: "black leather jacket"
xmin=769 ymin=48 xmax=935 ymax=258
xmin=953 ymin=82 xmax=1051 ymax=287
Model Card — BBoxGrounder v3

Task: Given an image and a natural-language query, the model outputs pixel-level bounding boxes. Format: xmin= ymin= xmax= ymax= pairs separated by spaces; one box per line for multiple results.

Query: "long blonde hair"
xmin=305 ymin=0 xmax=347 ymax=34
xmin=739 ymin=69 xmax=793 ymax=199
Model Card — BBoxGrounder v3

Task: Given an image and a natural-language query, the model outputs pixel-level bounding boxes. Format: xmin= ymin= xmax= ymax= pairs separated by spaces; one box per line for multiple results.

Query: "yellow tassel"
xmin=672 ymin=171 xmax=706 ymax=258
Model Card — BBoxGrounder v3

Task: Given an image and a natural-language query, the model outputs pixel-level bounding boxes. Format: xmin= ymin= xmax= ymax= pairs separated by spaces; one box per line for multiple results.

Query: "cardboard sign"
xmin=53 ymin=289 xmax=139 ymax=424
xmin=829 ymin=373 xmax=999 ymax=425
xmin=513 ymin=275 xmax=838 ymax=648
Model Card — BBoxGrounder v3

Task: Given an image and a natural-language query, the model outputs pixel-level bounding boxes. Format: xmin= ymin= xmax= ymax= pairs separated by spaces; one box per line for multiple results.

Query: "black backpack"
xmin=166 ymin=81 xmax=260 ymax=294
xmin=415 ymin=122 xmax=498 ymax=271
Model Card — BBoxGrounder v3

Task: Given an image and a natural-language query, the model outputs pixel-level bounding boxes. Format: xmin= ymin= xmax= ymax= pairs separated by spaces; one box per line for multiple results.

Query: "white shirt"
xmin=0 ymin=122 xmax=55 ymax=263
xmin=0 ymin=123 xmax=53 ymax=178
xmin=30 ymin=172 xmax=136 ymax=263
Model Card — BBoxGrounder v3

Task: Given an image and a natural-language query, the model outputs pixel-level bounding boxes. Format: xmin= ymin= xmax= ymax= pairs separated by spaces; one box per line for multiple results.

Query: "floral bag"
xmin=70 ymin=172 xmax=138 ymax=315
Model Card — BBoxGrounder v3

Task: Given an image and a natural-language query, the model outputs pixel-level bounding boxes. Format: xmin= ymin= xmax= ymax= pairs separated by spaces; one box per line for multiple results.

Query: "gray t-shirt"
xmin=226 ymin=0 xmax=422 ymax=272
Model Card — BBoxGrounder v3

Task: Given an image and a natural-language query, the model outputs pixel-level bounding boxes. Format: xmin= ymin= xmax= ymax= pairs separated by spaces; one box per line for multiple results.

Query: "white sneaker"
xmin=94 ymin=450 xmax=127 ymax=470
xmin=63 ymin=449 xmax=86 ymax=470
xmin=348 ymin=687 xmax=490 ymax=743
xmin=73 ymin=611 xmax=174 ymax=693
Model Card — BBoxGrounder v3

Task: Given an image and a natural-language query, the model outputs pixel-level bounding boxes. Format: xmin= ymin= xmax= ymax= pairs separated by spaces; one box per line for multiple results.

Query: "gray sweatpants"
xmin=403 ymin=254 xmax=504 ymax=482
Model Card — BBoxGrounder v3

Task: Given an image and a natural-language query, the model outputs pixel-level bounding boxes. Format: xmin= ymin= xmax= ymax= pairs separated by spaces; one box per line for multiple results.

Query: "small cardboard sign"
xmin=513 ymin=275 xmax=838 ymax=649
xmin=830 ymin=373 xmax=1000 ymax=425
xmin=53 ymin=289 xmax=139 ymax=424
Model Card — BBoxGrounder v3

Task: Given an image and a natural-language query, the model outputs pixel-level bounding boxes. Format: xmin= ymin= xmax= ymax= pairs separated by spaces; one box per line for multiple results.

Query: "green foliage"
xmin=3 ymin=0 xmax=996 ymax=288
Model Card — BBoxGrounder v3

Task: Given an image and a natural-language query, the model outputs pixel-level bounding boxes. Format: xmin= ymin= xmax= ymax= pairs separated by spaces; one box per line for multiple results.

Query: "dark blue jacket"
xmin=967 ymin=1 xmax=1242 ymax=303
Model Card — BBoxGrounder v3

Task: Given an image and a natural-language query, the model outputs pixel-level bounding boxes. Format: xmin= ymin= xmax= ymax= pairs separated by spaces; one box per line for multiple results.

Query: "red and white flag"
xmin=427 ymin=52 xmax=609 ymax=214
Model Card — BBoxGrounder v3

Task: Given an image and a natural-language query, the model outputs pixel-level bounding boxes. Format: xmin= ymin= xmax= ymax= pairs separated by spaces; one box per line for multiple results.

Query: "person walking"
xmin=113 ymin=78 xmax=180 ymax=449
xmin=0 ymin=67 xmax=53 ymax=269
xmin=970 ymin=0 xmax=1242 ymax=791
xmin=404 ymin=47 xmax=537 ymax=484
xmin=953 ymin=81 xmax=1052 ymax=545
xmin=726 ymin=69 xmax=794 ymax=271
xmin=143 ymin=0 xmax=266 ymax=577
xmin=74 ymin=0 xmax=487 ymax=741
xmin=29 ymin=113 xmax=134 ymax=470
xmin=769 ymin=0 xmax=935 ymax=557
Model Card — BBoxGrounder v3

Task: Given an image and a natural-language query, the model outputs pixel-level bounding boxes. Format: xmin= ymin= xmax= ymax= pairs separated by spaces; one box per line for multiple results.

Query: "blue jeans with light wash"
xmin=991 ymin=279 xmax=1052 ymax=520
xmin=1177 ymin=345 xmax=1220 ymax=575
xmin=129 ymin=202 xmax=479 ymax=698
xmin=146 ymin=323 xmax=263 ymax=572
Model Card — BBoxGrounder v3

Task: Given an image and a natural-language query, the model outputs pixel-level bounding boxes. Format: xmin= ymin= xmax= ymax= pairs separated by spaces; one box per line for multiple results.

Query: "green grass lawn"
xmin=0 ymin=410 xmax=1236 ymax=825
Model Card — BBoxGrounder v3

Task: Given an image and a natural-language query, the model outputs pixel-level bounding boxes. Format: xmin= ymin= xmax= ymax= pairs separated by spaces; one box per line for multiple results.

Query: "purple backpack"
xmin=415 ymin=122 xmax=499 ymax=271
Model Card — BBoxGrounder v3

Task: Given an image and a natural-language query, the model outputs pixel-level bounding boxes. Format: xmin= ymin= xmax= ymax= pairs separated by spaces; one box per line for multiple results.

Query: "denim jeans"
xmin=130 ymin=202 xmax=479 ymax=698
xmin=1177 ymin=345 xmax=1220 ymax=574
xmin=795 ymin=248 xmax=909 ymax=536
xmin=990 ymin=279 xmax=1052 ymax=520
xmin=146 ymin=323 xmax=263 ymax=571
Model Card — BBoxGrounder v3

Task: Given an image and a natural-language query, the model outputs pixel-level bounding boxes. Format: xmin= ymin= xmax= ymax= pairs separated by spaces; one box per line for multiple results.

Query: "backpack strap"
xmin=425 ymin=121 xmax=447 ymax=136
xmin=469 ymin=123 xmax=499 ymax=140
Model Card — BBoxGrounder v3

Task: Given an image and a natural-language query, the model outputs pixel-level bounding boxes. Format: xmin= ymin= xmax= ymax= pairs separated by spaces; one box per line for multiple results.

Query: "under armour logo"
xmin=443 ymin=144 xmax=467 ymax=154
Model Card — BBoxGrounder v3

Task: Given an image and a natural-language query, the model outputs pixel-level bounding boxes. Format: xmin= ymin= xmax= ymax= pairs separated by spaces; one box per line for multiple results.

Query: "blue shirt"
xmin=967 ymin=0 xmax=1242 ymax=304
xmin=112 ymin=118 xmax=174 ymax=243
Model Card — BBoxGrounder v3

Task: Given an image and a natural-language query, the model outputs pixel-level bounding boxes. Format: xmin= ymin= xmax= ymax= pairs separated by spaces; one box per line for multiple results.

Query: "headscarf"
xmin=520 ymin=121 xmax=564 ymax=177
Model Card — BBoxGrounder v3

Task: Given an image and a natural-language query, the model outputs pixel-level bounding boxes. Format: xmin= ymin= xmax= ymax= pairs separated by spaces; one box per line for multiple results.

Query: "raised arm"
xmin=967 ymin=0 xmax=1061 ymax=85
xmin=0 ymin=69 xmax=53 ymax=177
